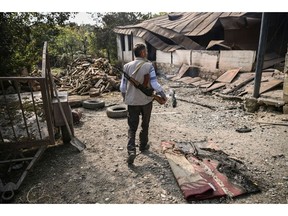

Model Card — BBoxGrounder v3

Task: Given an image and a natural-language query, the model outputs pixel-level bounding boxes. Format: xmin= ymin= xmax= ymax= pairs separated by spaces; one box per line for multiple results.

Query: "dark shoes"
xmin=139 ymin=144 xmax=150 ymax=152
xmin=127 ymin=152 xmax=136 ymax=164
xmin=127 ymin=145 xmax=150 ymax=164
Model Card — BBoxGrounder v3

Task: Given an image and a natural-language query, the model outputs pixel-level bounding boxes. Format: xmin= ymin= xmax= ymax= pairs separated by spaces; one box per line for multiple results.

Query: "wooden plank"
xmin=221 ymin=72 xmax=254 ymax=94
xmin=171 ymin=64 xmax=190 ymax=81
xmin=245 ymin=78 xmax=283 ymax=94
xmin=177 ymin=76 xmax=193 ymax=84
xmin=199 ymin=81 xmax=214 ymax=88
xmin=261 ymin=89 xmax=284 ymax=100
xmin=191 ymin=79 xmax=212 ymax=87
xmin=216 ymin=68 xmax=241 ymax=83
xmin=171 ymin=76 xmax=180 ymax=81
xmin=204 ymin=82 xmax=226 ymax=92
xmin=178 ymin=76 xmax=202 ymax=84
xmin=261 ymin=72 xmax=274 ymax=77
xmin=263 ymin=53 xmax=285 ymax=69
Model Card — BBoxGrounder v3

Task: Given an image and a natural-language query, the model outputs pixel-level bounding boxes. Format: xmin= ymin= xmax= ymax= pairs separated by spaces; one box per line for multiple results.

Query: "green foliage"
xmin=49 ymin=24 xmax=99 ymax=67
xmin=49 ymin=26 xmax=82 ymax=67
xmin=0 ymin=12 xmax=72 ymax=76
xmin=0 ymin=12 xmax=160 ymax=76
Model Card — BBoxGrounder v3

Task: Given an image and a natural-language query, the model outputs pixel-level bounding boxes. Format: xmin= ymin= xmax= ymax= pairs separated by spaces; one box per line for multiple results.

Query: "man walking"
xmin=120 ymin=43 xmax=167 ymax=164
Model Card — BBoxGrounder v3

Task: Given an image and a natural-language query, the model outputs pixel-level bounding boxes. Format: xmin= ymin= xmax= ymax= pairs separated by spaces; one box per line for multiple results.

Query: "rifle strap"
xmin=132 ymin=61 xmax=146 ymax=76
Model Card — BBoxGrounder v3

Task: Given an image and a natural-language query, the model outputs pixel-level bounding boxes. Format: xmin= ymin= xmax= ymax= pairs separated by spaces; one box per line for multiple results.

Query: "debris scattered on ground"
xmin=161 ymin=140 xmax=260 ymax=201
xmin=236 ymin=126 xmax=252 ymax=133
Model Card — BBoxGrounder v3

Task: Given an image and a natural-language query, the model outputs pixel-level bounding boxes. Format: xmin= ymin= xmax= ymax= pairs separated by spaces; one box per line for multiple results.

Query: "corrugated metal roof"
xmin=134 ymin=28 xmax=182 ymax=52
xmin=114 ymin=12 xmax=246 ymax=36
xmin=114 ymin=12 xmax=247 ymax=51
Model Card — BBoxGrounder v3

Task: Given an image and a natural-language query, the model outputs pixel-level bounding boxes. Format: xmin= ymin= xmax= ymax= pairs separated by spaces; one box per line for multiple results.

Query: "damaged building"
xmin=113 ymin=12 xmax=288 ymax=113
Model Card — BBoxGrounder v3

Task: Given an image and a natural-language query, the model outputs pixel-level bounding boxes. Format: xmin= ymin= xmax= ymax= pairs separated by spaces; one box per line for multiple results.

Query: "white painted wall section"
xmin=219 ymin=50 xmax=256 ymax=72
xmin=156 ymin=50 xmax=171 ymax=64
xmin=191 ymin=50 xmax=219 ymax=71
xmin=173 ymin=50 xmax=191 ymax=65
xmin=124 ymin=35 xmax=129 ymax=52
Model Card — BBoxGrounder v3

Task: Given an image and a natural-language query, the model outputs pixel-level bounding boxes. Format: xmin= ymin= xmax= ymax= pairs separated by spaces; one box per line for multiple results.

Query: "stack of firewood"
xmin=55 ymin=57 xmax=121 ymax=96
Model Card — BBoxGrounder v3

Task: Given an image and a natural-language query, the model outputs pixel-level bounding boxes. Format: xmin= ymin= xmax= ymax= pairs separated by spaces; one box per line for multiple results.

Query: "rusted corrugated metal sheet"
xmin=114 ymin=12 xmax=247 ymax=36
xmin=180 ymin=12 xmax=245 ymax=36
xmin=245 ymin=78 xmax=283 ymax=94
xmin=116 ymin=26 xmax=203 ymax=50
xmin=115 ymin=12 xmax=288 ymax=59
xmin=133 ymin=28 xmax=182 ymax=52
xmin=114 ymin=12 xmax=250 ymax=51
xmin=206 ymin=40 xmax=232 ymax=50
xmin=216 ymin=68 xmax=241 ymax=83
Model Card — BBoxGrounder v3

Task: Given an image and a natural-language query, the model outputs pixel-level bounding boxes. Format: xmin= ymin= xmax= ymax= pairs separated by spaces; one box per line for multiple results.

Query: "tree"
xmin=93 ymin=12 xmax=154 ymax=63
xmin=49 ymin=26 xmax=83 ymax=67
xmin=0 ymin=12 xmax=72 ymax=76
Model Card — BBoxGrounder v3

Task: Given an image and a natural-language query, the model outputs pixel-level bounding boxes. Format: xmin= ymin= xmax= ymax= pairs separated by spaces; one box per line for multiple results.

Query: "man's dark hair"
xmin=133 ymin=43 xmax=146 ymax=57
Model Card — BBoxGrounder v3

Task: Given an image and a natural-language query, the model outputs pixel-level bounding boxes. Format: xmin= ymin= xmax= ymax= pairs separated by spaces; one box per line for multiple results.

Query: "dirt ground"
xmin=7 ymin=77 xmax=288 ymax=207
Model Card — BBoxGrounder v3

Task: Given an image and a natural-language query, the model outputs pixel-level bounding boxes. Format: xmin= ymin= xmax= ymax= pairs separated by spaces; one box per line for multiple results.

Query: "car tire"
xmin=82 ymin=100 xmax=105 ymax=110
xmin=106 ymin=104 xmax=127 ymax=118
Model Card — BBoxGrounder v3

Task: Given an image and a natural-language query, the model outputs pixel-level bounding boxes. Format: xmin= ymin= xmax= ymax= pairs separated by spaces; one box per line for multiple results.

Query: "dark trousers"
xmin=127 ymin=102 xmax=153 ymax=153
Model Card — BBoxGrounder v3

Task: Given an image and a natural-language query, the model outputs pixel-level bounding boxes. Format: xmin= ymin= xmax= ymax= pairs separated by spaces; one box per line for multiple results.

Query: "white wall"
xmin=219 ymin=50 xmax=256 ymax=72
xmin=117 ymin=35 xmax=256 ymax=72
xmin=173 ymin=50 xmax=191 ymax=65
xmin=156 ymin=50 xmax=172 ymax=63
xmin=156 ymin=50 xmax=219 ymax=71
xmin=155 ymin=49 xmax=256 ymax=72
xmin=191 ymin=51 xmax=219 ymax=71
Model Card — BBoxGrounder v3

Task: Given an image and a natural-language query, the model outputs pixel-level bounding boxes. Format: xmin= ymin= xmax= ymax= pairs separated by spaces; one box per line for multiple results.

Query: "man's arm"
xmin=149 ymin=65 xmax=167 ymax=101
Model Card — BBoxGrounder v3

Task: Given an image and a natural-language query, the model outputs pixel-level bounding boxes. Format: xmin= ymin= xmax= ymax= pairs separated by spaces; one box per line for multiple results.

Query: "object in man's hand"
xmin=170 ymin=89 xmax=177 ymax=108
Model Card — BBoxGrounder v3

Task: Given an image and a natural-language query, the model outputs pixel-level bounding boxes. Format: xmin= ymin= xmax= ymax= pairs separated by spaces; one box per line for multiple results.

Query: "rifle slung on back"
xmin=116 ymin=67 xmax=165 ymax=105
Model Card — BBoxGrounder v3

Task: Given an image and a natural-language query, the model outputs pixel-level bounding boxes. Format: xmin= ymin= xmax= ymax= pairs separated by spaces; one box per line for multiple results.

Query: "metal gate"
xmin=0 ymin=42 xmax=56 ymax=201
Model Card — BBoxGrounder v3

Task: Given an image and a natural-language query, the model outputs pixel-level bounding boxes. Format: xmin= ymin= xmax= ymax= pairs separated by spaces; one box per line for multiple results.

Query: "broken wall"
xmin=156 ymin=50 xmax=172 ymax=64
xmin=117 ymin=36 xmax=257 ymax=74
xmin=219 ymin=50 xmax=256 ymax=72
xmin=191 ymin=50 xmax=219 ymax=71
xmin=173 ymin=50 xmax=191 ymax=65
xmin=156 ymin=49 xmax=256 ymax=75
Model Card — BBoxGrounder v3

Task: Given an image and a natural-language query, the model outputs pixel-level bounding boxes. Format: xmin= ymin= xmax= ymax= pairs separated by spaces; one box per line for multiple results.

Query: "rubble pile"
xmin=55 ymin=57 xmax=121 ymax=96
